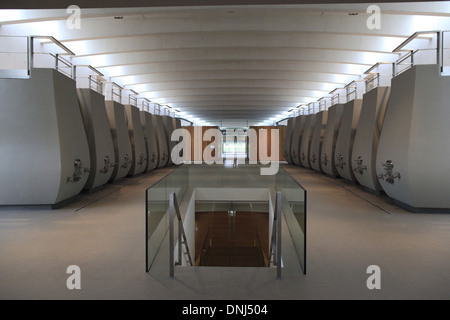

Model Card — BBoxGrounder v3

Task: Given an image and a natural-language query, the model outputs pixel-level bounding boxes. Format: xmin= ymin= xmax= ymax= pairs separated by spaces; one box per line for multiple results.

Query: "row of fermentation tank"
xmin=283 ymin=64 xmax=450 ymax=213
xmin=0 ymin=68 xmax=181 ymax=208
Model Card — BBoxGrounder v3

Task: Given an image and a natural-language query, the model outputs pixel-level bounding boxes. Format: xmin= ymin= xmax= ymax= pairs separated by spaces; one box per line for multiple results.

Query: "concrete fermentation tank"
xmin=334 ymin=99 xmax=363 ymax=183
xmin=152 ymin=114 xmax=169 ymax=168
xmin=105 ymin=100 xmax=133 ymax=183
xmin=162 ymin=115 xmax=176 ymax=166
xmin=351 ymin=86 xmax=390 ymax=194
xmin=309 ymin=110 xmax=328 ymax=172
xmin=0 ymin=68 xmax=90 ymax=207
xmin=171 ymin=118 xmax=183 ymax=164
xmin=283 ymin=117 xmax=295 ymax=164
xmin=299 ymin=114 xmax=316 ymax=168
xmin=125 ymin=104 xmax=148 ymax=176
xmin=320 ymin=104 xmax=344 ymax=177
xmin=140 ymin=111 xmax=159 ymax=171
xmin=290 ymin=115 xmax=306 ymax=166
xmin=376 ymin=64 xmax=450 ymax=211
xmin=77 ymin=88 xmax=115 ymax=193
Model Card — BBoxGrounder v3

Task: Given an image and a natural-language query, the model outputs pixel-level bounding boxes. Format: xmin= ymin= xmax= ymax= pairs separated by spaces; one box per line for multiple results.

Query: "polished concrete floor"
xmin=0 ymin=164 xmax=449 ymax=300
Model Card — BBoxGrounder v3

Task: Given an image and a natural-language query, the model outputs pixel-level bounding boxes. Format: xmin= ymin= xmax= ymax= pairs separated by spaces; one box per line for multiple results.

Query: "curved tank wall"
xmin=283 ymin=117 xmax=295 ymax=164
xmin=320 ymin=104 xmax=344 ymax=177
xmin=152 ymin=114 xmax=169 ymax=168
xmin=140 ymin=111 xmax=159 ymax=171
xmin=162 ymin=115 xmax=176 ymax=166
xmin=77 ymin=88 xmax=115 ymax=192
xmin=171 ymin=118 xmax=183 ymax=164
xmin=0 ymin=68 xmax=90 ymax=207
xmin=376 ymin=64 xmax=450 ymax=211
xmin=299 ymin=114 xmax=316 ymax=168
xmin=351 ymin=86 xmax=390 ymax=194
xmin=105 ymin=100 xmax=133 ymax=183
xmin=125 ymin=104 xmax=148 ymax=176
xmin=334 ymin=99 xmax=363 ymax=182
xmin=309 ymin=110 xmax=328 ymax=172
xmin=290 ymin=115 xmax=306 ymax=166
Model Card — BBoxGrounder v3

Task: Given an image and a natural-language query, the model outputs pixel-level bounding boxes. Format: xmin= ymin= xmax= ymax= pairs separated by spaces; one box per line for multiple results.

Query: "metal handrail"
xmin=169 ymin=192 xmax=193 ymax=278
xmin=195 ymin=227 xmax=210 ymax=266
xmin=269 ymin=191 xmax=282 ymax=279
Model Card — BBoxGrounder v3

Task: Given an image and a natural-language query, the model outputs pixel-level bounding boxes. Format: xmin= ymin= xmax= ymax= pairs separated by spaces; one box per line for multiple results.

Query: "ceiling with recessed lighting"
xmin=1 ymin=2 xmax=450 ymax=126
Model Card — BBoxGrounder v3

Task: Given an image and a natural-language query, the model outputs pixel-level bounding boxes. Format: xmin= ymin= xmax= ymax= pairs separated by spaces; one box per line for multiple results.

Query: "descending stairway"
xmin=195 ymin=211 xmax=269 ymax=267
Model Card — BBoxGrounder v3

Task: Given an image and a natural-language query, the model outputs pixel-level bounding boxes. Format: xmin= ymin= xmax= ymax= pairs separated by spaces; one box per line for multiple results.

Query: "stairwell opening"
xmin=194 ymin=201 xmax=270 ymax=267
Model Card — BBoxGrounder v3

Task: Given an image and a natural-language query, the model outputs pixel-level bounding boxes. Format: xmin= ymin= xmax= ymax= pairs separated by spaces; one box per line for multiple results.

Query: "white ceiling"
xmin=1 ymin=2 xmax=450 ymax=125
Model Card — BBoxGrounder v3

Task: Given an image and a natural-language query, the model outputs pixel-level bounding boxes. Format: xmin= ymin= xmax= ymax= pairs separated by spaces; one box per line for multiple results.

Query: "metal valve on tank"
xmin=121 ymin=153 xmax=133 ymax=168
xmin=353 ymin=156 xmax=367 ymax=175
xmin=67 ymin=159 xmax=89 ymax=183
xmin=137 ymin=153 xmax=147 ymax=166
xmin=150 ymin=151 xmax=157 ymax=163
xmin=292 ymin=150 xmax=297 ymax=160
xmin=378 ymin=160 xmax=401 ymax=184
xmin=310 ymin=152 xmax=317 ymax=164
xmin=336 ymin=154 xmax=346 ymax=169
xmin=99 ymin=156 xmax=116 ymax=174
xmin=321 ymin=153 xmax=329 ymax=166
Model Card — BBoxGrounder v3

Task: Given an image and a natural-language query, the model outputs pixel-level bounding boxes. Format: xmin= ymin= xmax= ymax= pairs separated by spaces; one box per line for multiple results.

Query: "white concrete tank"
xmin=351 ymin=86 xmax=390 ymax=194
xmin=77 ymin=88 xmax=115 ymax=193
xmin=0 ymin=68 xmax=90 ymax=207
xmin=140 ymin=111 xmax=159 ymax=171
xmin=309 ymin=110 xmax=328 ymax=172
xmin=376 ymin=64 xmax=450 ymax=211
xmin=320 ymin=104 xmax=344 ymax=177
xmin=105 ymin=100 xmax=133 ymax=183
xmin=290 ymin=115 xmax=306 ymax=166
xmin=283 ymin=117 xmax=296 ymax=164
xmin=299 ymin=114 xmax=316 ymax=168
xmin=152 ymin=114 xmax=169 ymax=167
xmin=162 ymin=115 xmax=176 ymax=166
xmin=334 ymin=99 xmax=363 ymax=183
xmin=125 ymin=104 xmax=148 ymax=176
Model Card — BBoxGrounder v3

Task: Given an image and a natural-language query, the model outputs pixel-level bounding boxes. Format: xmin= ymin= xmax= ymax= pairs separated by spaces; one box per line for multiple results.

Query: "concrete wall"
xmin=140 ymin=111 xmax=159 ymax=171
xmin=0 ymin=68 xmax=90 ymax=206
xmin=299 ymin=114 xmax=316 ymax=168
xmin=309 ymin=110 xmax=328 ymax=172
xmin=77 ymin=88 xmax=115 ymax=192
xmin=105 ymin=100 xmax=133 ymax=182
xmin=290 ymin=115 xmax=306 ymax=166
xmin=352 ymin=86 xmax=390 ymax=193
xmin=377 ymin=64 xmax=450 ymax=210
xmin=334 ymin=99 xmax=362 ymax=182
xmin=321 ymin=104 xmax=344 ymax=177
xmin=125 ymin=104 xmax=148 ymax=176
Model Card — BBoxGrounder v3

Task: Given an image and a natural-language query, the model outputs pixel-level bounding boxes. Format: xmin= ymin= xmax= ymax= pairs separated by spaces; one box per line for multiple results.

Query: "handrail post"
xmin=276 ymin=191 xmax=282 ymax=280
xmin=169 ymin=193 xmax=175 ymax=278
xmin=27 ymin=36 xmax=33 ymax=76
xmin=169 ymin=192 xmax=193 ymax=278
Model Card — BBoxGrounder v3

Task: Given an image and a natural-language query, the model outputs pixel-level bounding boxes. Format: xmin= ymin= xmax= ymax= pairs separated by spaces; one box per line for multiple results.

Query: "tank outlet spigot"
xmin=67 ymin=159 xmax=89 ymax=183
xmin=321 ymin=153 xmax=329 ymax=166
xmin=378 ymin=160 xmax=401 ymax=184
xmin=353 ymin=156 xmax=367 ymax=175
xmin=336 ymin=154 xmax=346 ymax=169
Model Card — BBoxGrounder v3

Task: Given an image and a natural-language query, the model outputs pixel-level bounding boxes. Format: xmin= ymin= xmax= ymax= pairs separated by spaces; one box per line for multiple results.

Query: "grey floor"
xmin=1 ymin=164 xmax=449 ymax=300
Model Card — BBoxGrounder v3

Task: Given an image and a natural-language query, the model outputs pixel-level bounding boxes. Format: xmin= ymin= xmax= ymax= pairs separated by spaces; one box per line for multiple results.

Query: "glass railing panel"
xmin=146 ymin=163 xmax=306 ymax=274
xmin=276 ymin=166 xmax=307 ymax=274
xmin=146 ymin=164 xmax=189 ymax=271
